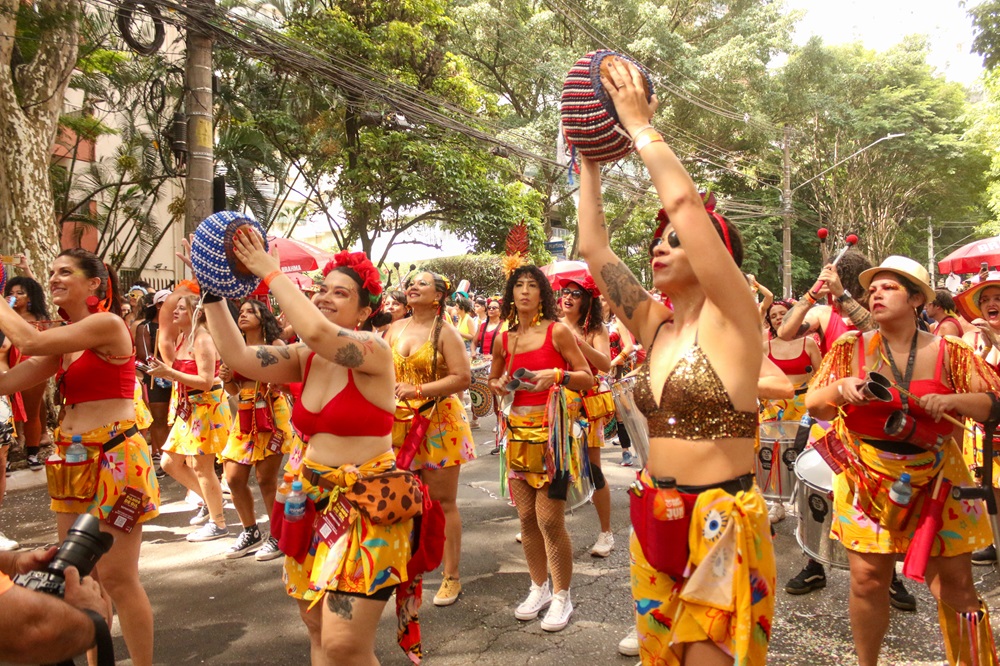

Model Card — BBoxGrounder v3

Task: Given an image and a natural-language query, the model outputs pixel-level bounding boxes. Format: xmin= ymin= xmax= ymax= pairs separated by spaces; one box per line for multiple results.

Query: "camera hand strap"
xmin=49 ymin=609 xmax=114 ymax=666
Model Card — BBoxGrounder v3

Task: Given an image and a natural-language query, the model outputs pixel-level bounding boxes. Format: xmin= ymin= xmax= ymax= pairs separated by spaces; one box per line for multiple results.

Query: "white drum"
xmin=794 ymin=448 xmax=850 ymax=569
xmin=611 ymin=376 xmax=649 ymax=467
xmin=0 ymin=395 xmax=13 ymax=442
xmin=756 ymin=421 xmax=801 ymax=501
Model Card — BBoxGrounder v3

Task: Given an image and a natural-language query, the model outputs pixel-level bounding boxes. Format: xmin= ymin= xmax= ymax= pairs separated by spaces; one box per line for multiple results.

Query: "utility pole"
xmin=185 ymin=0 xmax=215 ymax=234
xmin=781 ymin=125 xmax=793 ymax=299
xmin=927 ymin=217 xmax=935 ymax=288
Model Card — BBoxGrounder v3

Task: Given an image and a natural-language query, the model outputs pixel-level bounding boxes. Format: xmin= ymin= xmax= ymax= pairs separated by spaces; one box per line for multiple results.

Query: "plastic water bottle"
xmin=889 ymin=473 xmax=913 ymax=506
xmin=652 ymin=477 xmax=685 ymax=522
xmin=65 ymin=435 xmax=87 ymax=463
xmin=284 ymin=480 xmax=307 ymax=522
xmin=275 ymin=473 xmax=294 ymax=509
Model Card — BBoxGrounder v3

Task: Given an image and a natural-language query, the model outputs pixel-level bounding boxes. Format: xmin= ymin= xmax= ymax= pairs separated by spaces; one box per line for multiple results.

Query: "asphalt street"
xmin=2 ymin=413 xmax=999 ymax=665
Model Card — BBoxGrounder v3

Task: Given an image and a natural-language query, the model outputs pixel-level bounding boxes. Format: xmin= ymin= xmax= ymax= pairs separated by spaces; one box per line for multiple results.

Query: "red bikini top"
xmin=291 ymin=352 xmax=394 ymax=438
xmin=58 ymin=350 xmax=135 ymax=405
xmin=767 ymin=338 xmax=812 ymax=376
xmin=844 ymin=334 xmax=952 ymax=440
xmin=503 ymin=323 xmax=567 ymax=407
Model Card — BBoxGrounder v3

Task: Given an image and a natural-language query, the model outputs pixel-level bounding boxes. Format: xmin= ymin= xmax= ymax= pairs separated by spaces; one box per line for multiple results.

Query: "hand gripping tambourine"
xmin=560 ymin=50 xmax=654 ymax=164
xmin=190 ymin=211 xmax=269 ymax=299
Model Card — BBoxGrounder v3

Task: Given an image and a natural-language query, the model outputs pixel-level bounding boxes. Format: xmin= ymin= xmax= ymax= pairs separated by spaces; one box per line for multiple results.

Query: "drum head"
xmin=795 ymin=448 xmax=834 ymax=490
xmin=469 ymin=382 xmax=492 ymax=418
xmin=566 ymin=468 xmax=594 ymax=512
xmin=0 ymin=396 xmax=11 ymax=424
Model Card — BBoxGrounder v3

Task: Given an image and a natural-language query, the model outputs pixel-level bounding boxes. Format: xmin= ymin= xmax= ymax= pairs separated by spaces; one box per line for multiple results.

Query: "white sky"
xmin=783 ymin=0 xmax=985 ymax=85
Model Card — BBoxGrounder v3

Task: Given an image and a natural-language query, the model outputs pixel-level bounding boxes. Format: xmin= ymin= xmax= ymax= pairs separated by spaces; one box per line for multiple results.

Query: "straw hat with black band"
xmin=954 ymin=279 xmax=1000 ymax=322
xmin=858 ymin=255 xmax=936 ymax=307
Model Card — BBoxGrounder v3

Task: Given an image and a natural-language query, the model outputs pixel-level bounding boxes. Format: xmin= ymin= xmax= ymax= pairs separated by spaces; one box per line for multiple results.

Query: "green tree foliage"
xmin=970 ymin=0 xmax=1000 ymax=72
xmin=418 ymin=253 xmax=506 ymax=295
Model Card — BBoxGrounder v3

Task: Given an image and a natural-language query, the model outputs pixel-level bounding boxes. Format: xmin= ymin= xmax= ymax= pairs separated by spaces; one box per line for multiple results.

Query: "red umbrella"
xmin=267 ymin=236 xmax=335 ymax=273
xmin=539 ymin=260 xmax=591 ymax=288
xmin=938 ymin=236 xmax=1000 ymax=274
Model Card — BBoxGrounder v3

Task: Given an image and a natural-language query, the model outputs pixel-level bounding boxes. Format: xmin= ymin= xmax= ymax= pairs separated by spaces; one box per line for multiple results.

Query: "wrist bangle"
xmin=415 ymin=384 xmax=424 ymax=399
xmin=262 ymin=270 xmax=283 ymax=287
xmin=560 ymin=370 xmax=571 ymax=386
xmin=634 ymin=130 xmax=664 ymax=153
xmin=629 ymin=124 xmax=655 ymax=142
xmin=804 ymin=291 xmax=818 ymax=305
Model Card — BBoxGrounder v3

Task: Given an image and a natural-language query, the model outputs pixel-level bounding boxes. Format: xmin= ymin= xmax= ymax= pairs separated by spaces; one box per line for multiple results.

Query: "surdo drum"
xmin=793 ymin=448 xmax=849 ymax=569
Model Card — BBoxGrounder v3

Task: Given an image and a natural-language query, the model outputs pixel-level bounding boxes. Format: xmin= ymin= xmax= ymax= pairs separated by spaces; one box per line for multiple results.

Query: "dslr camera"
xmin=13 ymin=514 xmax=113 ymax=597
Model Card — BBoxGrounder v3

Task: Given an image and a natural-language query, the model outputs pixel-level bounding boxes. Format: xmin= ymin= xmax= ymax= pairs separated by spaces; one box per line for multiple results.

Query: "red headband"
xmin=653 ymin=192 xmax=733 ymax=257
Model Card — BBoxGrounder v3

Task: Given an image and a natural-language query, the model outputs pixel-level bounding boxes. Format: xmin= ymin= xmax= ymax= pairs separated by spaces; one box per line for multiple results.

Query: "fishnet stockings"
xmin=509 ymin=478 xmax=573 ymax=592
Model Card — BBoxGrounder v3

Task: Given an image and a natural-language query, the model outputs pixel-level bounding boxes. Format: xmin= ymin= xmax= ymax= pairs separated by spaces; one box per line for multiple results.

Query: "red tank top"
xmin=58 ymin=350 xmax=135 ymax=405
xmin=504 ymin=323 xmax=567 ymax=407
xmin=291 ymin=352 xmax=394 ymax=438
xmin=821 ymin=306 xmax=856 ymax=356
xmin=844 ymin=334 xmax=952 ymax=440
xmin=767 ymin=338 xmax=812 ymax=376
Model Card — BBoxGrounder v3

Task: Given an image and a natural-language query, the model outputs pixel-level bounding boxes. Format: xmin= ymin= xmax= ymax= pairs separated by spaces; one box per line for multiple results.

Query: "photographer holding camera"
xmin=0 ymin=545 xmax=110 ymax=664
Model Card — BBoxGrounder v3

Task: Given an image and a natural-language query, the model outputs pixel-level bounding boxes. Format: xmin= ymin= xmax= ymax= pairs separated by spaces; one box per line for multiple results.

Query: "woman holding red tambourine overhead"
xmin=200 ymin=228 xmax=422 ymax=666
xmin=0 ymin=249 xmax=158 ymax=666
xmin=574 ymin=54 xmax=774 ymax=665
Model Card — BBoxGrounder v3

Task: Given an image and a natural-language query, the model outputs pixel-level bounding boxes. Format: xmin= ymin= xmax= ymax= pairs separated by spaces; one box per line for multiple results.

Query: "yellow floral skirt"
xmin=221 ymin=393 xmax=296 ymax=465
xmin=630 ymin=473 xmax=774 ymax=666
xmin=133 ymin=381 xmax=153 ymax=431
xmin=392 ymin=395 xmax=476 ymax=470
xmin=963 ymin=423 xmax=1000 ymax=489
xmin=283 ymin=451 xmax=413 ymax=604
xmin=832 ymin=439 xmax=990 ymax=555
xmin=163 ymin=388 xmax=232 ymax=456
xmin=50 ymin=420 xmax=160 ymax=524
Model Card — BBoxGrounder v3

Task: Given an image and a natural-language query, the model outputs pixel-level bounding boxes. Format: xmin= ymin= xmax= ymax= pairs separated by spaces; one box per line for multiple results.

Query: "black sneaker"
xmin=490 ymin=445 xmax=501 ymax=455
xmin=26 ymin=455 xmax=42 ymax=471
xmin=889 ymin=573 xmax=916 ymax=612
xmin=225 ymin=527 xmax=262 ymax=559
xmin=972 ymin=544 xmax=997 ymax=566
xmin=785 ymin=560 xmax=827 ymax=595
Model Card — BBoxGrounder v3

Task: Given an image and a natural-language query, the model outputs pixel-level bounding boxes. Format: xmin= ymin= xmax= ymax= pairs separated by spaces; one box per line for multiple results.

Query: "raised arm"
xmin=202 ymin=301 xmax=304 ymax=385
xmin=577 ymin=157 xmax=670 ymax=347
xmin=0 ymin=304 xmax=129 ymax=359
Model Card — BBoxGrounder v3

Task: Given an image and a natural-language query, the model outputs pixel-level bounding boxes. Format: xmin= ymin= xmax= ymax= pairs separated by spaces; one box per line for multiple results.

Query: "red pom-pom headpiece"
xmin=323 ymin=251 xmax=384 ymax=312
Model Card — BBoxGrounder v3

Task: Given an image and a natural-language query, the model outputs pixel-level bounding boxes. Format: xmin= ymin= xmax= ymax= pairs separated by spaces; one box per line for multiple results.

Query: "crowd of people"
xmin=2 ymin=57 xmax=1000 ymax=666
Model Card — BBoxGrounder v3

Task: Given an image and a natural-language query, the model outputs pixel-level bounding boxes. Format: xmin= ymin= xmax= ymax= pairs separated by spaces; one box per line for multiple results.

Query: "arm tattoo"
xmin=256 ymin=347 xmax=278 ymax=367
xmin=334 ymin=343 xmax=364 ymax=368
xmin=841 ymin=297 xmax=875 ymax=332
xmin=338 ymin=328 xmax=389 ymax=350
xmin=599 ymin=261 xmax=648 ymax=319
xmin=276 ymin=346 xmax=291 ymax=360
xmin=326 ymin=592 xmax=354 ymax=620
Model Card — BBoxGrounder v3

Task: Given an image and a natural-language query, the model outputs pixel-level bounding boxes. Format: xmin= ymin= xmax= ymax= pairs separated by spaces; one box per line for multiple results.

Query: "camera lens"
xmin=48 ymin=514 xmax=114 ymax=579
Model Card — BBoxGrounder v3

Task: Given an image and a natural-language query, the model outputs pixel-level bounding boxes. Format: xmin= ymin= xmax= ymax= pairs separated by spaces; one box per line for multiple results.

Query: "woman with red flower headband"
xmin=384 ymin=270 xmax=475 ymax=608
xmin=556 ymin=276 xmax=615 ymax=557
xmin=575 ymin=58 xmax=774 ymax=665
xmin=0 ymin=248 xmax=158 ymax=666
xmin=202 ymin=231 xmax=421 ymax=665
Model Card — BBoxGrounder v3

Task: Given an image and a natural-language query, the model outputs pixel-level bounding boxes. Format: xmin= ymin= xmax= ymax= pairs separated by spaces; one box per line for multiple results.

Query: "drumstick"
xmin=810 ymin=233 xmax=858 ymax=296
xmin=888 ymin=383 xmax=972 ymax=432
xmin=818 ymin=228 xmax=829 ymax=265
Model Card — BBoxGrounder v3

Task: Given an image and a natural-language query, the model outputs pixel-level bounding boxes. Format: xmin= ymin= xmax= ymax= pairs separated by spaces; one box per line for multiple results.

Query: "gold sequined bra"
xmin=634 ymin=329 xmax=757 ymax=440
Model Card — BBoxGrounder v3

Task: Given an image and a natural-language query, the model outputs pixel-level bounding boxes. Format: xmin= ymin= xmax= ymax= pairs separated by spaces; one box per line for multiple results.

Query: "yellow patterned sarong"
xmin=163 ymin=387 xmax=232 ymax=456
xmin=392 ymin=395 xmax=476 ymax=470
xmin=832 ymin=439 xmax=990 ymax=555
xmin=630 ymin=473 xmax=775 ymax=666
xmin=133 ymin=380 xmax=153 ymax=431
xmin=963 ymin=424 xmax=1000 ymax=489
xmin=221 ymin=393 xmax=296 ymax=465
xmin=50 ymin=420 xmax=160 ymax=523
xmin=283 ymin=451 xmax=412 ymax=603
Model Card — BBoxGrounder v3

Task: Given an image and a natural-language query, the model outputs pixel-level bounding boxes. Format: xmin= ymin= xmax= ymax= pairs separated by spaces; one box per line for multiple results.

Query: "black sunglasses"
xmin=561 ymin=288 xmax=585 ymax=299
xmin=649 ymin=229 xmax=680 ymax=256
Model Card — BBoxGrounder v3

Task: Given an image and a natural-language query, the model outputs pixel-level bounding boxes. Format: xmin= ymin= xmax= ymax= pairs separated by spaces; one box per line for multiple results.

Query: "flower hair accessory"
xmin=323 ymin=251 xmax=384 ymax=311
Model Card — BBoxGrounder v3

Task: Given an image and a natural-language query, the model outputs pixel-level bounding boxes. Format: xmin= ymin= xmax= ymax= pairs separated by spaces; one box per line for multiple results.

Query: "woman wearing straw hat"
xmin=806 ymin=255 xmax=999 ymax=666
xmin=576 ymin=57 xmax=774 ymax=665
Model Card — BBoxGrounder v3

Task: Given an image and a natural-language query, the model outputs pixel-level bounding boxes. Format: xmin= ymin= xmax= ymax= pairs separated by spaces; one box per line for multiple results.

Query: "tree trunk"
xmin=0 ymin=0 xmax=81 ymax=279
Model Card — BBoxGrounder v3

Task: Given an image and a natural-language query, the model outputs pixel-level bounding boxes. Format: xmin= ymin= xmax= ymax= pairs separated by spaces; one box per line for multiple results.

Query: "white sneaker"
xmin=618 ymin=627 xmax=639 ymax=656
xmin=0 ymin=532 xmax=20 ymax=551
xmin=540 ymin=589 xmax=573 ymax=632
xmin=255 ymin=536 xmax=282 ymax=561
xmin=514 ymin=580 xmax=552 ymax=620
xmin=590 ymin=531 xmax=615 ymax=557
xmin=187 ymin=522 xmax=229 ymax=542
xmin=768 ymin=502 xmax=785 ymax=524
xmin=515 ymin=532 xmax=522 ymax=543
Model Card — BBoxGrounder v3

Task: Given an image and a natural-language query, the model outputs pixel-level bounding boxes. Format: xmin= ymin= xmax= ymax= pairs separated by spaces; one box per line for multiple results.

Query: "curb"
xmin=5 ymin=468 xmax=48 ymax=493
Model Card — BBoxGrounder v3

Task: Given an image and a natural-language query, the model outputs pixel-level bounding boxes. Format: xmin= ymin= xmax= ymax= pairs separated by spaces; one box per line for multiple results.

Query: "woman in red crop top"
xmin=4 ymin=275 xmax=51 ymax=469
xmin=217 ymin=300 xmax=297 ymax=560
xmin=149 ymin=295 xmax=232 ymax=542
xmin=385 ymin=271 xmax=474 ymax=607
xmin=202 ymin=234 xmax=420 ymax=665
xmin=806 ymin=256 xmax=1000 ymax=666
xmin=557 ymin=276 xmax=615 ymax=558
xmin=575 ymin=59 xmax=774 ymax=666
xmin=0 ymin=248 xmax=157 ymax=666
xmin=488 ymin=265 xmax=593 ymax=633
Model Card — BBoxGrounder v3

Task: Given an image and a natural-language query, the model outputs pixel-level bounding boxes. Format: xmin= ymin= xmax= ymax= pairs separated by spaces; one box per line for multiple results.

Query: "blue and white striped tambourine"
xmin=190 ymin=211 xmax=269 ymax=299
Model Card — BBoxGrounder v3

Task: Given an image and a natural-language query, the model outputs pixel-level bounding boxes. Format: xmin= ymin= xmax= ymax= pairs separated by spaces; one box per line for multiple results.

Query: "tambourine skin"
xmin=190 ymin=211 xmax=269 ymax=299
xmin=560 ymin=50 xmax=654 ymax=164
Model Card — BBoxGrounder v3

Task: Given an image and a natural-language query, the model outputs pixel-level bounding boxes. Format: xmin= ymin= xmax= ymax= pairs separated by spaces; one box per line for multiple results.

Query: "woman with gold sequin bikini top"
xmin=573 ymin=57 xmax=774 ymax=666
